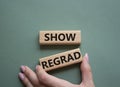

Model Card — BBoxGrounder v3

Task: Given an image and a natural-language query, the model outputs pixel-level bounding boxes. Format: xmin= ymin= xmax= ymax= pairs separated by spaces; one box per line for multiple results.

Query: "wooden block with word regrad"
xmin=39 ymin=30 xmax=81 ymax=45
xmin=39 ymin=48 xmax=82 ymax=71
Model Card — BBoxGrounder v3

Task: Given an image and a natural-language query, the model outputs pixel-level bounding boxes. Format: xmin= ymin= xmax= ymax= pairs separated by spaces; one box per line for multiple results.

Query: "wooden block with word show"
xmin=39 ymin=30 xmax=81 ymax=45
xmin=39 ymin=48 xmax=82 ymax=71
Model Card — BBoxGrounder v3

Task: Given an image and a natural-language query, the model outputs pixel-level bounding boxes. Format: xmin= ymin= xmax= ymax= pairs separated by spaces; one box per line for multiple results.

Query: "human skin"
xmin=18 ymin=53 xmax=95 ymax=87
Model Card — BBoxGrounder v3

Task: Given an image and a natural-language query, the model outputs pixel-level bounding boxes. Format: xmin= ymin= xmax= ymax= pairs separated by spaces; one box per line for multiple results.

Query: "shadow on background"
xmin=39 ymin=45 xmax=80 ymax=50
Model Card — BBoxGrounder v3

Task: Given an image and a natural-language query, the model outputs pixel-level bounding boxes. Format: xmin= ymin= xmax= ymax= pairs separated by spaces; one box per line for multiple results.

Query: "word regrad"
xmin=39 ymin=48 xmax=82 ymax=71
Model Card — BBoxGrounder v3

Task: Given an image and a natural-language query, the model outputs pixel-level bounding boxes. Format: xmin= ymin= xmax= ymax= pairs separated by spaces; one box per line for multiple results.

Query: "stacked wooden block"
xmin=39 ymin=30 xmax=82 ymax=71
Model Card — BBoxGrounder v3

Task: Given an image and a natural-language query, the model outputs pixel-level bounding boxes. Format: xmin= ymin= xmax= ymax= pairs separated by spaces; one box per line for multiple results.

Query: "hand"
xmin=18 ymin=53 xmax=95 ymax=87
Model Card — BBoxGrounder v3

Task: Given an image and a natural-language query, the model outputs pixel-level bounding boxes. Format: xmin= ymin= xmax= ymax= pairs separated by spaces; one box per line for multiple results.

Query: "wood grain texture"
xmin=39 ymin=30 xmax=81 ymax=45
xmin=39 ymin=48 xmax=82 ymax=71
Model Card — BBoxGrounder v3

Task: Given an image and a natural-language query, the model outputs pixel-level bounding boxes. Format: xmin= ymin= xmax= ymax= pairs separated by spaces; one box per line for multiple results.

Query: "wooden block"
xmin=39 ymin=48 xmax=82 ymax=71
xmin=39 ymin=30 xmax=81 ymax=45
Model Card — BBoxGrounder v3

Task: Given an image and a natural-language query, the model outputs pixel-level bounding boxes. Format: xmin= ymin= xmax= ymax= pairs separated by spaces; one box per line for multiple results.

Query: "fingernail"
xmin=19 ymin=73 xmax=24 ymax=80
xmin=36 ymin=65 xmax=39 ymax=71
xmin=20 ymin=65 xmax=25 ymax=72
xmin=85 ymin=53 xmax=89 ymax=62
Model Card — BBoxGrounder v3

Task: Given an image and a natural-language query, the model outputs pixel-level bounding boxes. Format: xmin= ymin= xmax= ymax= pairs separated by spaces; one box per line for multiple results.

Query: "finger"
xmin=80 ymin=53 xmax=93 ymax=83
xmin=21 ymin=65 xmax=45 ymax=87
xmin=19 ymin=73 xmax=33 ymax=87
xmin=36 ymin=65 xmax=75 ymax=87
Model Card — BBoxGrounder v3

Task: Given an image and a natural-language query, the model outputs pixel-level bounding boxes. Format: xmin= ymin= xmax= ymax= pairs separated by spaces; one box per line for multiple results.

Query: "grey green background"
xmin=0 ymin=0 xmax=120 ymax=87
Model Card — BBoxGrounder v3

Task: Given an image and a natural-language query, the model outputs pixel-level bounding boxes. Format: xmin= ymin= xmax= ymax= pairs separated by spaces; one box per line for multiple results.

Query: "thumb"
xmin=80 ymin=53 xmax=94 ymax=83
xmin=36 ymin=65 xmax=74 ymax=87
